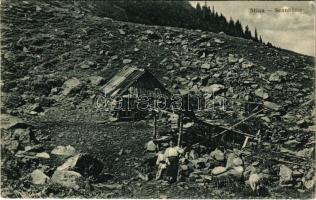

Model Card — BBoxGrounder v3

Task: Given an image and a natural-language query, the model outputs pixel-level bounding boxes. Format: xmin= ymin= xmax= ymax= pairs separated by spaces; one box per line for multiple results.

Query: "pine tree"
xmin=244 ymin=25 xmax=252 ymax=39
xmin=254 ymin=28 xmax=258 ymax=42
xmin=259 ymin=36 xmax=263 ymax=43
xmin=227 ymin=17 xmax=235 ymax=36
xmin=234 ymin=20 xmax=244 ymax=37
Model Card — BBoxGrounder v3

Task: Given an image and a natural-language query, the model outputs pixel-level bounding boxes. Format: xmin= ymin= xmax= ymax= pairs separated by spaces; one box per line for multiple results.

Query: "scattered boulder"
xmin=201 ymin=63 xmax=211 ymax=70
xmin=201 ymin=84 xmax=225 ymax=94
xmin=269 ymin=71 xmax=288 ymax=82
xmin=211 ymin=166 xmax=226 ymax=175
xmin=123 ymin=59 xmax=132 ymax=64
xmin=255 ymin=88 xmax=269 ymax=99
xmin=296 ymin=147 xmax=314 ymax=158
xmin=1 ymin=114 xmax=29 ymax=130
xmin=31 ymin=169 xmax=50 ymax=185
xmin=36 ymin=152 xmax=50 ymax=159
xmin=118 ymin=29 xmax=125 ymax=35
xmin=263 ymin=101 xmax=281 ymax=111
xmin=28 ymin=103 xmax=44 ymax=114
xmin=283 ymin=139 xmax=300 ymax=150
xmin=214 ymin=38 xmax=224 ymax=44
xmin=279 ymin=165 xmax=293 ymax=185
xmin=145 ymin=140 xmax=156 ymax=152
xmin=210 ymin=148 xmax=224 ymax=161
xmin=191 ymin=158 xmax=207 ymax=169
xmin=89 ymin=76 xmax=105 ymax=86
xmin=79 ymin=61 xmax=94 ymax=69
xmin=51 ymin=145 xmax=76 ymax=157
xmin=57 ymin=154 xmax=104 ymax=178
xmin=13 ymin=128 xmax=34 ymax=147
xmin=51 ymin=170 xmax=82 ymax=189
xmin=241 ymin=61 xmax=255 ymax=68
xmin=228 ymin=54 xmax=238 ymax=64
xmin=62 ymin=78 xmax=82 ymax=96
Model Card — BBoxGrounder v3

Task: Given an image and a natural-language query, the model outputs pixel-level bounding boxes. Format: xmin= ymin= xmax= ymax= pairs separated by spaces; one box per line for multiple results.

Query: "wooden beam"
xmin=211 ymin=108 xmax=265 ymax=139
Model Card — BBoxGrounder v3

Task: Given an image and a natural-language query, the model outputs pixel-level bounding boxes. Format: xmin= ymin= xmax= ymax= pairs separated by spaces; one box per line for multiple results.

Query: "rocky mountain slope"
xmin=1 ymin=0 xmax=315 ymax=198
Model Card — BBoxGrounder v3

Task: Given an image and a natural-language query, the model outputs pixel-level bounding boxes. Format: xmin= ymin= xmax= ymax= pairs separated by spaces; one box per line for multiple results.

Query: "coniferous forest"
xmin=93 ymin=1 xmax=271 ymax=45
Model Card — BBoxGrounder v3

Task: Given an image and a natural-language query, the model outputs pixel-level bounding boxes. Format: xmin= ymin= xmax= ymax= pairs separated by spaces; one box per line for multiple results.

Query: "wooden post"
xmin=242 ymin=136 xmax=250 ymax=149
xmin=153 ymin=110 xmax=157 ymax=139
xmin=177 ymin=112 xmax=183 ymax=146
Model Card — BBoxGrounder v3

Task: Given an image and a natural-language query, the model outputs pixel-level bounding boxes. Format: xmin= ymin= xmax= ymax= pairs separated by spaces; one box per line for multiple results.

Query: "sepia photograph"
xmin=1 ymin=0 xmax=315 ymax=198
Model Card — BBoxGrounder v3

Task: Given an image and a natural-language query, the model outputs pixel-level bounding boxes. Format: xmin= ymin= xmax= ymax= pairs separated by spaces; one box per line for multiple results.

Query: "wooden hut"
xmin=101 ymin=66 xmax=169 ymax=120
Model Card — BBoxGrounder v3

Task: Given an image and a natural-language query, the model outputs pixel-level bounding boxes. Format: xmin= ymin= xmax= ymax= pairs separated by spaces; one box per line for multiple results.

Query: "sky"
xmin=190 ymin=1 xmax=315 ymax=56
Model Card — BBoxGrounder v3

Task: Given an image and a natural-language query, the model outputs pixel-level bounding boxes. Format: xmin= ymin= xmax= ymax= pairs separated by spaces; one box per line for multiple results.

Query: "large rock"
xmin=254 ymin=88 xmax=269 ymax=99
xmin=51 ymin=170 xmax=82 ymax=189
xmin=57 ymin=154 xmax=104 ymax=178
xmin=14 ymin=128 xmax=33 ymax=146
xmin=211 ymin=166 xmax=226 ymax=175
xmin=51 ymin=145 xmax=76 ymax=157
xmin=89 ymin=76 xmax=105 ymax=86
xmin=269 ymin=71 xmax=288 ymax=82
xmin=31 ymin=169 xmax=50 ymax=185
xmin=145 ymin=140 xmax=156 ymax=152
xmin=1 ymin=114 xmax=29 ymax=130
xmin=263 ymin=101 xmax=281 ymax=111
xmin=201 ymin=84 xmax=225 ymax=94
xmin=210 ymin=148 xmax=225 ymax=161
xmin=62 ymin=78 xmax=82 ymax=96
xmin=279 ymin=165 xmax=293 ymax=184
xmin=191 ymin=158 xmax=207 ymax=169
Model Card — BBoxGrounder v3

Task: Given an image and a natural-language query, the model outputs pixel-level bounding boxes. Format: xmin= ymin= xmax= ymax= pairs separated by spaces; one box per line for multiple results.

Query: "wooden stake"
xmin=242 ymin=136 xmax=250 ymax=149
xmin=153 ymin=110 xmax=157 ymax=139
xmin=177 ymin=113 xmax=183 ymax=146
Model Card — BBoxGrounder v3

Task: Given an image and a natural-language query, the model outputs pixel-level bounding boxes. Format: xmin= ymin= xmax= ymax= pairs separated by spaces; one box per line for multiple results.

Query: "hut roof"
xmin=101 ymin=66 xmax=167 ymax=98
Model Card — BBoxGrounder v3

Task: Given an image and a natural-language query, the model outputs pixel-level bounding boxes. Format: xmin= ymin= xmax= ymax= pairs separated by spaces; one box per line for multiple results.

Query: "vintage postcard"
xmin=1 ymin=0 xmax=315 ymax=199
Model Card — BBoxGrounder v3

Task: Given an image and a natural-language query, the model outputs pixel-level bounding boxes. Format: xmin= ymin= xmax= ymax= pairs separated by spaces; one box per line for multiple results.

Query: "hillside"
xmin=1 ymin=0 xmax=315 ymax=198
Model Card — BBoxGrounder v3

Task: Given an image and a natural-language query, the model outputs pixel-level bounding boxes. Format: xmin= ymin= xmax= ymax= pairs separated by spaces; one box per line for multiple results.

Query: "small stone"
xmin=35 ymin=5 xmax=42 ymax=11
xmin=214 ymin=38 xmax=224 ymax=44
xmin=242 ymin=61 xmax=255 ymax=68
xmin=36 ymin=152 xmax=50 ymax=159
xmin=201 ymin=63 xmax=211 ymax=70
xmin=228 ymin=54 xmax=238 ymax=64
xmin=118 ymin=29 xmax=125 ymax=35
xmin=123 ymin=59 xmax=132 ymax=64
xmin=29 ymin=103 xmax=44 ymax=113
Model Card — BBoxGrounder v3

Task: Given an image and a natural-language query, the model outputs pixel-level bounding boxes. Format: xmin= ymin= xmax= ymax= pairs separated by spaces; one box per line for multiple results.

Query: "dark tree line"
xmin=92 ymin=1 xmax=271 ymax=45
